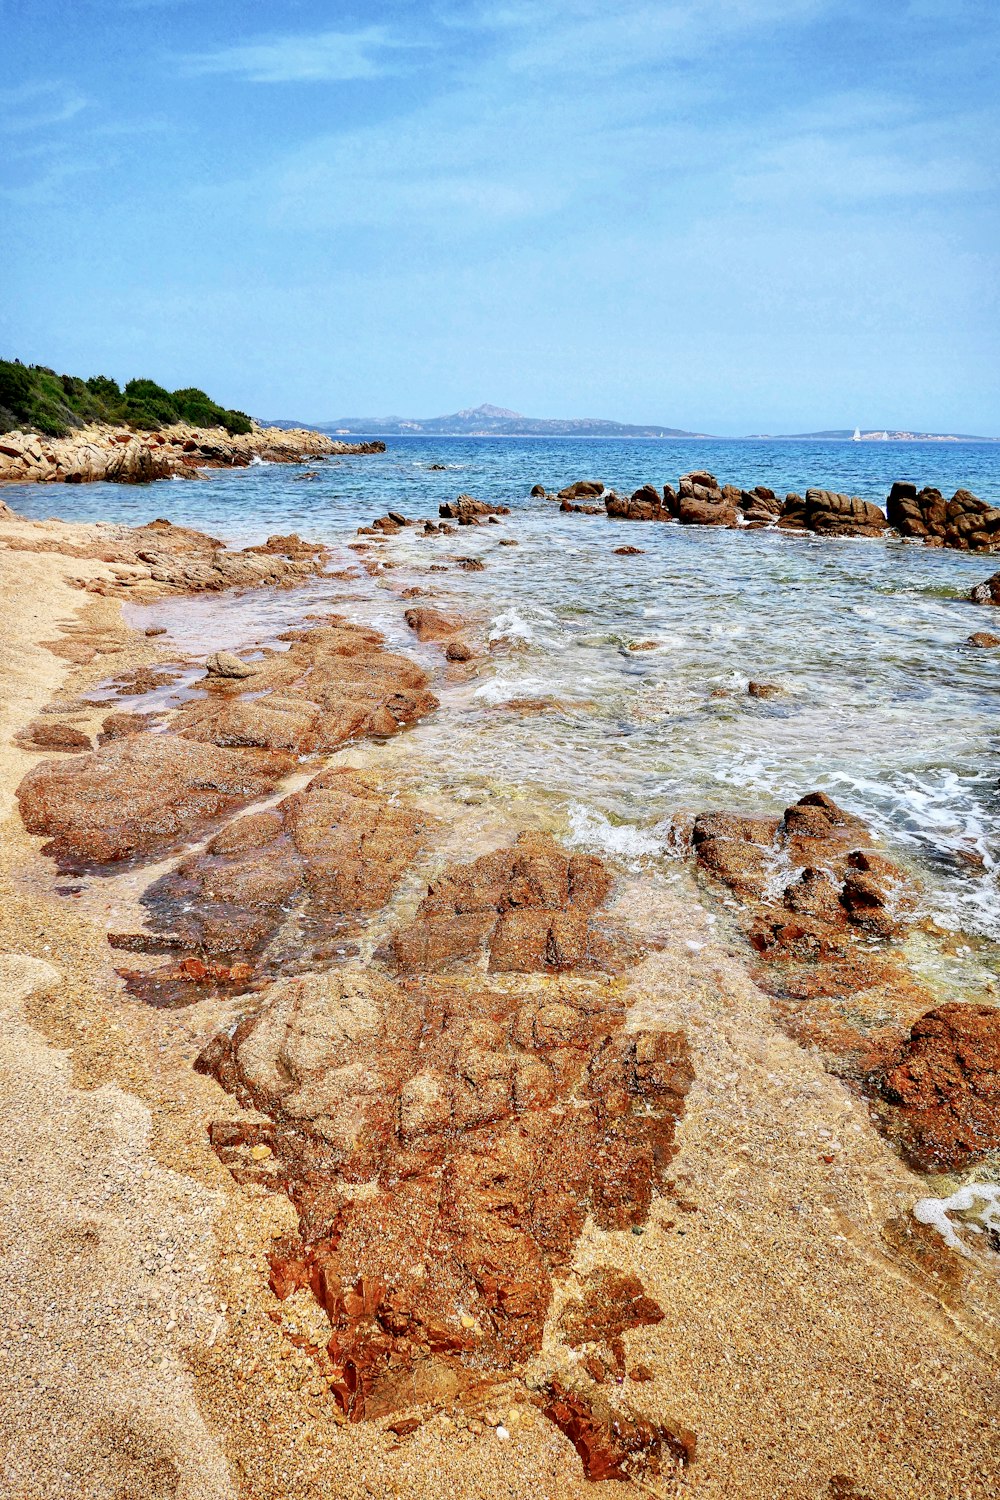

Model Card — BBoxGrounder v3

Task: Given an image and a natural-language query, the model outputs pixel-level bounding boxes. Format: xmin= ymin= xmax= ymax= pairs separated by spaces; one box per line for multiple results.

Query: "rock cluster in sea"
xmin=0 ymin=420 xmax=384 ymax=484
xmin=553 ymin=470 xmax=1000 ymax=550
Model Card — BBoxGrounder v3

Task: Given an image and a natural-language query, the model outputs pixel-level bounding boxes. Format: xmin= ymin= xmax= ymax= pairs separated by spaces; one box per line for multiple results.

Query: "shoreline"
xmin=0 ymin=420 xmax=385 ymax=487
xmin=1 ymin=503 xmax=999 ymax=1498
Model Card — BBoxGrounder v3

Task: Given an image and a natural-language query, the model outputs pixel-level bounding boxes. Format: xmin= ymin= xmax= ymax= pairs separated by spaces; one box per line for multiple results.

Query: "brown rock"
xmin=804 ymin=490 xmax=887 ymax=538
xmin=747 ymin=681 xmax=782 ymax=698
xmin=557 ymin=481 xmax=605 ymax=500
xmin=404 ymin=607 xmax=462 ymax=641
xmin=866 ymin=1003 xmax=1000 ymax=1171
xmin=967 ymin=631 xmax=1000 ymax=648
xmin=613 ymin=545 xmax=645 ymax=555
xmin=381 ymin=832 xmax=638 ymax=976
xmin=17 ymin=733 xmax=288 ymax=869
xmin=15 ymin=720 xmax=92 ymax=753
xmin=969 ymin=572 xmax=1000 ymax=606
xmin=540 ymin=1379 xmax=695 ymax=1482
xmin=438 ymin=495 xmax=510 ymax=522
xmin=197 ymin=958 xmax=692 ymax=1427
xmin=205 ymin=651 xmax=258 ymax=679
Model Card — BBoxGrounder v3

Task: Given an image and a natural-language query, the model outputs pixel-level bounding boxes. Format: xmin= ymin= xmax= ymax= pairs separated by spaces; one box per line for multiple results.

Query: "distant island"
xmin=266 ymin=402 xmax=996 ymax=442
xmin=267 ymin=403 xmax=710 ymax=439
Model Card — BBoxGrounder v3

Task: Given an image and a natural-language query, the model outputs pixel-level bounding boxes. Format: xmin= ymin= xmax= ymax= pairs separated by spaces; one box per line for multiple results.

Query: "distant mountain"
xmin=264 ymin=403 xmax=710 ymax=439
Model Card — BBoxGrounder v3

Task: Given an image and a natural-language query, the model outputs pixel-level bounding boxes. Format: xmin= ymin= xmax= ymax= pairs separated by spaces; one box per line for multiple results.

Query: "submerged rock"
xmin=865 ymin=1003 xmax=1000 ymax=1171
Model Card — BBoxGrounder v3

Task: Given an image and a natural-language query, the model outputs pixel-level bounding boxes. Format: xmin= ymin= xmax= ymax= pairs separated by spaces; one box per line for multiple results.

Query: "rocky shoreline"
xmin=1 ymin=499 xmax=999 ymax=1499
xmin=0 ymin=420 xmax=384 ymax=486
xmin=549 ymin=471 xmax=1000 ymax=551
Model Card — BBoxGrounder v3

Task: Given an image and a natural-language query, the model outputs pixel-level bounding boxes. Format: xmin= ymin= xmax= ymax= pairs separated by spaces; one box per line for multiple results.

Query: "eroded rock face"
xmin=175 ymin=618 xmax=438 ymax=754
xmin=970 ymin=572 xmax=1000 ymax=606
xmin=541 ymin=1379 xmax=695 ymax=1482
xmin=16 ymin=733 xmax=289 ymax=869
xmin=865 ymin=1003 xmax=1000 ymax=1171
xmin=114 ymin=769 xmax=434 ymax=1001
xmin=197 ymin=963 xmax=692 ymax=1424
xmin=380 ymin=832 xmax=639 ymax=975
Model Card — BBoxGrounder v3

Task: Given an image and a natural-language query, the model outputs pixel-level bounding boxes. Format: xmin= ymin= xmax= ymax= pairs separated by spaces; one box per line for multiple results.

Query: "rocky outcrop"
xmin=605 ymin=485 xmax=676 ymax=522
xmin=2 ymin=518 xmax=332 ymax=599
xmin=865 ymin=1003 xmax=1000 ymax=1171
xmin=0 ymin=422 xmax=383 ymax=486
xmin=379 ymin=831 xmax=639 ymax=975
xmin=17 ymin=734 xmax=290 ymax=870
xmin=776 ymin=490 xmax=886 ymax=537
xmin=175 ymin=618 xmax=438 ymax=754
xmin=677 ymin=472 xmax=739 ymax=527
xmin=437 ymin=494 xmax=510 ymax=523
xmin=887 ymin=483 xmax=1000 ymax=551
xmin=557 ymin=481 xmax=605 ymax=500
xmin=113 ymin=769 xmax=435 ymax=1002
xmin=739 ymin=487 xmax=781 ymax=526
xmin=194 ymin=825 xmax=692 ymax=1440
xmin=404 ymin=607 xmax=463 ymax=641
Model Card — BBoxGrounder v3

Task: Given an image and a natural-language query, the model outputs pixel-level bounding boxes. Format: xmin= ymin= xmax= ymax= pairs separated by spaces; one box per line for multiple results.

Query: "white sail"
xmin=852 ymin=426 xmax=861 ymax=441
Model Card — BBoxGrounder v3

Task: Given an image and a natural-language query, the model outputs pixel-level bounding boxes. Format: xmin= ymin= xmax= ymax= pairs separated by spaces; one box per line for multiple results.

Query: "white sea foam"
xmin=566 ymin=803 xmax=664 ymax=865
xmin=913 ymin=1183 xmax=1000 ymax=1257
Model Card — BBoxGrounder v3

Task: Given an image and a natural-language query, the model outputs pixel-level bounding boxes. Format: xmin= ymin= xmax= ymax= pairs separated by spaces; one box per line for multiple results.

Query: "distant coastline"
xmin=263 ymin=403 xmax=997 ymax=443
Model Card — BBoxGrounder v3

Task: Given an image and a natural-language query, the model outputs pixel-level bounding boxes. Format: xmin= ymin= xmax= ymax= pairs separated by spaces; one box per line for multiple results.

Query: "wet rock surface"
xmin=197 ymin=954 xmax=692 ymax=1437
xmin=381 ymin=832 xmax=640 ymax=975
xmin=16 ymin=732 xmax=289 ymax=870
xmin=115 ymin=768 xmax=434 ymax=1002
xmin=688 ymin=791 xmax=1000 ymax=1170
xmin=176 ymin=617 xmax=438 ymax=755
xmin=865 ymin=1003 xmax=1000 ymax=1171
xmin=3 ymin=517 xmax=333 ymax=599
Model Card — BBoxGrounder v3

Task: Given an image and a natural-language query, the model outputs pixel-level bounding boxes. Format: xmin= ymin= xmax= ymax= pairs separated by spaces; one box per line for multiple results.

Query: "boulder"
xmin=557 ymin=480 xmax=605 ymax=500
xmin=678 ymin=494 xmax=738 ymax=527
xmin=438 ymin=494 xmax=510 ymax=522
xmin=205 ymin=651 xmax=258 ymax=679
xmin=967 ymin=631 xmax=1000 ymax=648
xmin=969 ymin=572 xmax=1000 ymax=606
xmin=404 ymin=606 xmax=462 ymax=641
xmin=803 ymin=490 xmax=887 ymax=538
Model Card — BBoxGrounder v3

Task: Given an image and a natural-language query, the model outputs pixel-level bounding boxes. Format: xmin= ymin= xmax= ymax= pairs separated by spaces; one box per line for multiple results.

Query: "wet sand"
xmin=1 ymin=512 xmax=998 ymax=1500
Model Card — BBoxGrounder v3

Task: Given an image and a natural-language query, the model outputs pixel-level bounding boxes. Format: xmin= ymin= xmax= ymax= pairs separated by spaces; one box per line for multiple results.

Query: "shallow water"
xmin=11 ymin=436 xmax=1000 ymax=963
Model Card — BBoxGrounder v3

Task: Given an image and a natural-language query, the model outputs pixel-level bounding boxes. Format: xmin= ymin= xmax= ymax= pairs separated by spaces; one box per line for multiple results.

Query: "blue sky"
xmin=1 ymin=0 xmax=997 ymax=432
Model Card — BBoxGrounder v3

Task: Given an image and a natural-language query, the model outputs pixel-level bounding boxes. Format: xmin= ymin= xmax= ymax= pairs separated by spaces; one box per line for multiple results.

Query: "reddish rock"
xmin=404 ymin=607 xmax=462 ymax=641
xmin=197 ymin=959 xmax=692 ymax=1425
xmin=747 ymin=681 xmax=782 ymax=699
xmin=438 ymin=495 xmax=510 ymax=522
xmin=970 ymin=572 xmax=1000 ymax=605
xmin=17 ymin=733 xmax=289 ymax=869
xmin=381 ymin=832 xmax=638 ymax=976
xmin=15 ymin=720 xmax=92 ymax=752
xmin=613 ymin=545 xmax=645 ymax=555
xmin=967 ymin=631 xmax=1000 ymax=648
xmin=118 ymin=768 xmax=433 ymax=991
xmin=444 ymin=638 xmax=475 ymax=662
xmin=176 ymin=618 xmax=437 ymax=753
xmin=803 ymin=490 xmax=887 ymax=538
xmin=540 ymin=1379 xmax=695 ymax=1482
xmin=865 ymin=1003 xmax=1000 ymax=1171
xmin=557 ymin=481 xmax=605 ymax=500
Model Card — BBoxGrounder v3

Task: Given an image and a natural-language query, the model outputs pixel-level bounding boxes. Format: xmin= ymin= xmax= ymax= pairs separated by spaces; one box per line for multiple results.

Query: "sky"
xmin=1 ymin=0 xmax=998 ymax=433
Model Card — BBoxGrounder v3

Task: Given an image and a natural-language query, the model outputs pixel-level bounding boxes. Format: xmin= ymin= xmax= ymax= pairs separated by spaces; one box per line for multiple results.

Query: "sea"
xmin=9 ymin=435 xmax=1000 ymax=986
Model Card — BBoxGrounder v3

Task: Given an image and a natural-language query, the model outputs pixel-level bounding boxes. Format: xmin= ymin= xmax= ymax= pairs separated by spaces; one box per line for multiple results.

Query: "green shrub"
xmin=0 ymin=358 xmax=255 ymax=437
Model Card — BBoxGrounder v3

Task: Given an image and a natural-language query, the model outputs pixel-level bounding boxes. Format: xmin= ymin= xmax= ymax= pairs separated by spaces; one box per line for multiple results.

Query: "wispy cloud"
xmin=179 ymin=25 xmax=410 ymax=84
xmin=0 ymin=81 xmax=89 ymax=134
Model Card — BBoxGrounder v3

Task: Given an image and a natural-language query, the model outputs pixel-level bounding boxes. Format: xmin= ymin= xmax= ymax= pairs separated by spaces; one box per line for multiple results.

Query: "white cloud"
xmin=179 ymin=25 xmax=410 ymax=84
xmin=0 ymin=81 xmax=89 ymax=134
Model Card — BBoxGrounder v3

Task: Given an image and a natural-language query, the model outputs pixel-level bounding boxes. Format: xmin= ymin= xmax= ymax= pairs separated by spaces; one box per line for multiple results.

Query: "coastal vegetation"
xmin=0 ymin=358 xmax=252 ymax=438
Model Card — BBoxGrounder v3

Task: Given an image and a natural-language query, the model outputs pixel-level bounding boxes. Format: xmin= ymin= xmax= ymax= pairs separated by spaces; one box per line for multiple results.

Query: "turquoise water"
xmin=9 ymin=436 xmax=1000 ymax=955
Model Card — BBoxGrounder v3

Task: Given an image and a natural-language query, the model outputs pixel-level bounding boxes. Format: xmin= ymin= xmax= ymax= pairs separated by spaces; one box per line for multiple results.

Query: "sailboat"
xmin=852 ymin=426 xmax=862 ymax=441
